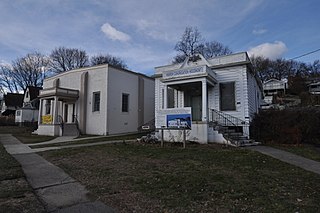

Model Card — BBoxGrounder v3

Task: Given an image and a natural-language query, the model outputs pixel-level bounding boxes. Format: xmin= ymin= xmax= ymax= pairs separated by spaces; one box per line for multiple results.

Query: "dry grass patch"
xmin=40 ymin=143 xmax=320 ymax=212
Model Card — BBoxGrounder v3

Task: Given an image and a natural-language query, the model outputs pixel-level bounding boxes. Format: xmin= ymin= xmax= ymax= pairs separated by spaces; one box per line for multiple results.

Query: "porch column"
xmin=163 ymin=85 xmax=168 ymax=109
xmin=52 ymin=97 xmax=58 ymax=124
xmin=202 ymin=80 xmax=207 ymax=121
xmin=38 ymin=99 xmax=43 ymax=125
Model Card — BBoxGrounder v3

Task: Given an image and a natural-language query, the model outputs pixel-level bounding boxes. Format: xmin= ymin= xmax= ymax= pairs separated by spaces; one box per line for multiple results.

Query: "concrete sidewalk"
xmin=246 ymin=145 xmax=320 ymax=175
xmin=0 ymin=134 xmax=114 ymax=213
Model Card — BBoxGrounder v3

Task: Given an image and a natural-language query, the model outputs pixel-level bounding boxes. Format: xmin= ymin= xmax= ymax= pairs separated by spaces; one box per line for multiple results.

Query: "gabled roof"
xmin=264 ymin=78 xmax=285 ymax=84
xmin=4 ymin=93 xmax=24 ymax=107
xmin=25 ymin=86 xmax=42 ymax=100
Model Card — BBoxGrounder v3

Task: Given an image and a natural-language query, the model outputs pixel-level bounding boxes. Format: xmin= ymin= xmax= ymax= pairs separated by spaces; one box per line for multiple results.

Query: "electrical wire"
xmin=290 ymin=48 xmax=320 ymax=60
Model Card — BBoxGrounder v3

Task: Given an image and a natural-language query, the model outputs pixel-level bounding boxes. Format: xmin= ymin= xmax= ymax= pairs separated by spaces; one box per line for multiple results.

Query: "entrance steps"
xmin=212 ymin=124 xmax=259 ymax=147
xmin=63 ymin=123 xmax=79 ymax=137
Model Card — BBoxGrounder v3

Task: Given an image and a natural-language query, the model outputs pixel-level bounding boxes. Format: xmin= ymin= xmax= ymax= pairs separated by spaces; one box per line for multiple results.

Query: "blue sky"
xmin=0 ymin=0 xmax=319 ymax=75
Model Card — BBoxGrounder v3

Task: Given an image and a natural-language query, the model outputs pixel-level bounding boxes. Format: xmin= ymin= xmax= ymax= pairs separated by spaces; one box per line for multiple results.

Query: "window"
xmin=26 ymin=91 xmax=29 ymax=98
xmin=122 ymin=93 xmax=129 ymax=112
xmin=220 ymin=82 xmax=236 ymax=111
xmin=167 ymin=87 xmax=174 ymax=108
xmin=93 ymin=92 xmax=100 ymax=112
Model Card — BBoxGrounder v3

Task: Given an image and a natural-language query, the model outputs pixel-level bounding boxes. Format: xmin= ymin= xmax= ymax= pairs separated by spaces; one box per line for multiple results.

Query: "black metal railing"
xmin=58 ymin=115 xmax=64 ymax=134
xmin=73 ymin=115 xmax=80 ymax=136
xmin=210 ymin=109 xmax=249 ymax=127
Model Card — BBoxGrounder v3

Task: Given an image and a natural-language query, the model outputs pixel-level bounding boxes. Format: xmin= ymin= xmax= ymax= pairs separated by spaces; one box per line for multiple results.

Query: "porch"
xmin=36 ymin=86 xmax=79 ymax=136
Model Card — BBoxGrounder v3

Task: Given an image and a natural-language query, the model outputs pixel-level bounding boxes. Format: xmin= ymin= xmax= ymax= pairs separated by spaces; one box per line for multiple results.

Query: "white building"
xmin=154 ymin=53 xmax=262 ymax=145
xmin=36 ymin=64 xmax=155 ymax=136
xmin=15 ymin=86 xmax=42 ymax=125
xmin=263 ymin=78 xmax=287 ymax=96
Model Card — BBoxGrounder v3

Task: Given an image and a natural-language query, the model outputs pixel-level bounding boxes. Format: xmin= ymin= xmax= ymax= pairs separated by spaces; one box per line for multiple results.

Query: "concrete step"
xmin=63 ymin=123 xmax=79 ymax=136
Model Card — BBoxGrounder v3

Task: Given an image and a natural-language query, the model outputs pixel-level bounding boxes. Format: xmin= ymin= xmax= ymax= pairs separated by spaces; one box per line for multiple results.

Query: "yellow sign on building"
xmin=42 ymin=115 xmax=52 ymax=124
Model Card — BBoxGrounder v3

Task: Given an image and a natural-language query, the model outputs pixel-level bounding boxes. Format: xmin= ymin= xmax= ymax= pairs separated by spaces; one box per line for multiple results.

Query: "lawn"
xmin=40 ymin=143 xmax=320 ymax=212
xmin=0 ymin=144 xmax=45 ymax=212
xmin=0 ymin=126 xmax=55 ymax=144
xmin=31 ymin=132 xmax=147 ymax=149
xmin=272 ymin=144 xmax=320 ymax=162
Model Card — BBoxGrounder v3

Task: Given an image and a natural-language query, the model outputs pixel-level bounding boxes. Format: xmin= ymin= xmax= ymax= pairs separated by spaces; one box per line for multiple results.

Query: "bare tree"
xmin=173 ymin=27 xmax=204 ymax=63
xmin=203 ymin=41 xmax=232 ymax=58
xmin=10 ymin=52 xmax=50 ymax=91
xmin=50 ymin=47 xmax=89 ymax=73
xmin=90 ymin=54 xmax=127 ymax=69
xmin=0 ymin=63 xmax=19 ymax=93
xmin=173 ymin=27 xmax=232 ymax=63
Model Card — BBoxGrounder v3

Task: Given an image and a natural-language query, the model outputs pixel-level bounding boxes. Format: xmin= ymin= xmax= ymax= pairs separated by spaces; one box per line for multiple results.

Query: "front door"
xmin=64 ymin=104 xmax=68 ymax=123
xmin=191 ymin=96 xmax=202 ymax=121
xmin=64 ymin=103 xmax=75 ymax=123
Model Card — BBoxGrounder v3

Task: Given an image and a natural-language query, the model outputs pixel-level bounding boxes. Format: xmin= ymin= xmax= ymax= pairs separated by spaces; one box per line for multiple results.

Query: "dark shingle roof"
xmin=26 ymin=86 xmax=42 ymax=100
xmin=4 ymin=93 xmax=24 ymax=107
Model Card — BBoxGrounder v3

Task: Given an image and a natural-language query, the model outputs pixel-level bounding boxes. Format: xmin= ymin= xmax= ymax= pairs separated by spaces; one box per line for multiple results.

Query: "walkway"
xmin=0 ymin=134 xmax=114 ymax=213
xmin=246 ymin=145 xmax=320 ymax=175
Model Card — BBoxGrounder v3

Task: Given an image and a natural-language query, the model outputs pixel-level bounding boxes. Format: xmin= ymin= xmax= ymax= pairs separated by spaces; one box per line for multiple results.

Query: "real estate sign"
xmin=156 ymin=107 xmax=192 ymax=129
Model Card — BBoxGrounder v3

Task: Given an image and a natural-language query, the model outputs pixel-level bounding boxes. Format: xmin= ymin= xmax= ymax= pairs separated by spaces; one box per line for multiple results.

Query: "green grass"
xmin=40 ymin=143 xmax=320 ymax=212
xmin=0 ymin=126 xmax=56 ymax=144
xmin=32 ymin=132 xmax=147 ymax=148
xmin=271 ymin=144 xmax=320 ymax=162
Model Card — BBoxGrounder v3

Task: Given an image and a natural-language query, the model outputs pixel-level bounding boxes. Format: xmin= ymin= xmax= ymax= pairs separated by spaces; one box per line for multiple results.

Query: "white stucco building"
xmin=154 ymin=53 xmax=262 ymax=145
xmin=36 ymin=64 xmax=155 ymax=136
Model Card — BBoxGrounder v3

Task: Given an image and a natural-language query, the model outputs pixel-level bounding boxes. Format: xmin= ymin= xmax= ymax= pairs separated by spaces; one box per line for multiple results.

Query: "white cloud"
xmin=101 ymin=23 xmax=131 ymax=42
xmin=252 ymin=28 xmax=267 ymax=35
xmin=248 ymin=41 xmax=288 ymax=59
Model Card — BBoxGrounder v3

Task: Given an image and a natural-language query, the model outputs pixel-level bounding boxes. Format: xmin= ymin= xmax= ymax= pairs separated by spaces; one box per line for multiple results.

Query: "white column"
xmin=163 ymin=85 xmax=168 ymax=109
xmin=52 ymin=97 xmax=58 ymax=124
xmin=38 ymin=99 xmax=43 ymax=125
xmin=202 ymin=80 xmax=207 ymax=121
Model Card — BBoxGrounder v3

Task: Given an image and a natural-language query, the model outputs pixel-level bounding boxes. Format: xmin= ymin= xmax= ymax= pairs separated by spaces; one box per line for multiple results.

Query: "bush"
xmin=0 ymin=116 xmax=16 ymax=126
xmin=251 ymin=108 xmax=320 ymax=145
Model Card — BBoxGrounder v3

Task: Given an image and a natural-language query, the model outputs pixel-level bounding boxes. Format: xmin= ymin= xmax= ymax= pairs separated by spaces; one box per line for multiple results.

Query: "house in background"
xmin=35 ymin=64 xmax=155 ymax=136
xmin=15 ymin=86 xmax=42 ymax=125
xmin=0 ymin=93 xmax=24 ymax=116
xmin=263 ymin=78 xmax=287 ymax=96
xmin=308 ymin=81 xmax=320 ymax=95
xmin=154 ymin=52 xmax=262 ymax=145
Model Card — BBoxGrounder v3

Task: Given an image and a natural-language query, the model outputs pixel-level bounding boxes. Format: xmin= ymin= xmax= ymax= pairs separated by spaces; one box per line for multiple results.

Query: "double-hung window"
xmin=122 ymin=93 xmax=129 ymax=112
xmin=220 ymin=82 xmax=236 ymax=111
xmin=93 ymin=92 xmax=100 ymax=112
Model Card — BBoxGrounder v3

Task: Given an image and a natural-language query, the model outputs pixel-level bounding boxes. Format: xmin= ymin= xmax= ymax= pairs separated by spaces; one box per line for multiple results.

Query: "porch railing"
xmin=210 ymin=109 xmax=249 ymax=127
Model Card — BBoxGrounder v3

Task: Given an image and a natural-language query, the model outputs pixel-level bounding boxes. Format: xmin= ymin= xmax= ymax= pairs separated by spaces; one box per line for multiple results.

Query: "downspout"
xmin=79 ymin=72 xmax=88 ymax=134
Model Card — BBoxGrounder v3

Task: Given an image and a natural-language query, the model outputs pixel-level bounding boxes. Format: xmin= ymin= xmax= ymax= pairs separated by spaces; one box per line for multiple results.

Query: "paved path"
xmin=32 ymin=140 xmax=135 ymax=153
xmin=0 ymin=134 xmax=114 ymax=213
xmin=246 ymin=145 xmax=320 ymax=175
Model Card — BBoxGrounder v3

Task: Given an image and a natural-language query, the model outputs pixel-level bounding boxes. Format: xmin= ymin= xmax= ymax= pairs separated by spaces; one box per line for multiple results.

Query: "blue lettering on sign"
xmin=165 ymin=67 xmax=203 ymax=78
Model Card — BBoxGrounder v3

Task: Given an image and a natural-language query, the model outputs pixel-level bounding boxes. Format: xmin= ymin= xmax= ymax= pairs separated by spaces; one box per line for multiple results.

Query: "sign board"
xmin=163 ymin=66 xmax=205 ymax=79
xmin=167 ymin=114 xmax=191 ymax=129
xmin=41 ymin=115 xmax=52 ymax=124
xmin=156 ymin=107 xmax=192 ymax=129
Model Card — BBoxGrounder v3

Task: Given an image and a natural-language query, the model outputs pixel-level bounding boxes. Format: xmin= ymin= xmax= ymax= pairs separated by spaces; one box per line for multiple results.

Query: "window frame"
xmin=220 ymin=82 xmax=236 ymax=111
xmin=122 ymin=93 xmax=129 ymax=113
xmin=92 ymin=91 xmax=101 ymax=112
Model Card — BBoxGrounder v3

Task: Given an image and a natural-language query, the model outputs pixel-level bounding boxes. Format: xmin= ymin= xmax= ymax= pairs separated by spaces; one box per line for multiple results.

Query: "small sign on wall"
xmin=42 ymin=115 xmax=52 ymax=124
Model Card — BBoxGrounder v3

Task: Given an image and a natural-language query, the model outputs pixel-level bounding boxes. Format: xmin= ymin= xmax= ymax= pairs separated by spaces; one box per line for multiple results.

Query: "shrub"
xmin=251 ymin=108 xmax=320 ymax=145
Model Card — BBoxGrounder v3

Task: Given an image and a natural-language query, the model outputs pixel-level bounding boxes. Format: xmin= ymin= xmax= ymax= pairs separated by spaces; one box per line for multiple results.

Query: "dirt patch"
xmin=0 ymin=178 xmax=45 ymax=213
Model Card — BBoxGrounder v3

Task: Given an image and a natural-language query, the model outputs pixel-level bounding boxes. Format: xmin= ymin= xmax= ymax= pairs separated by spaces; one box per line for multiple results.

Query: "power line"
xmin=290 ymin=48 xmax=320 ymax=60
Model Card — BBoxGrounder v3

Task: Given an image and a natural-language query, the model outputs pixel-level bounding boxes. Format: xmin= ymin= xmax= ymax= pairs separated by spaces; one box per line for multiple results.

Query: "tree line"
xmin=1 ymin=27 xmax=319 ymax=94
xmin=0 ymin=47 xmax=127 ymax=93
xmin=251 ymin=56 xmax=320 ymax=82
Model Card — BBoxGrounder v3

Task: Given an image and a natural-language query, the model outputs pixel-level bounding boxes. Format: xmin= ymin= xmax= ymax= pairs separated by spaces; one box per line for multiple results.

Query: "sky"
xmin=0 ymin=0 xmax=319 ymax=76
